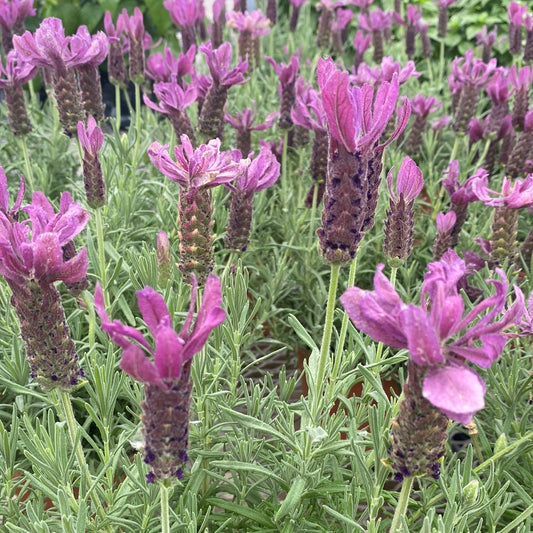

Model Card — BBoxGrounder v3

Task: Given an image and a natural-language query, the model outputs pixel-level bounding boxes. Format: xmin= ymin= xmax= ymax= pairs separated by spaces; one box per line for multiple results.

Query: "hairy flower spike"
xmin=95 ymin=275 xmax=225 ymax=482
xmin=0 ymin=0 xmax=35 ymax=54
xmin=0 ymin=178 xmax=89 ymax=389
xmin=383 ymin=157 xmax=423 ymax=263
xmin=77 ymin=117 xmax=106 ymax=208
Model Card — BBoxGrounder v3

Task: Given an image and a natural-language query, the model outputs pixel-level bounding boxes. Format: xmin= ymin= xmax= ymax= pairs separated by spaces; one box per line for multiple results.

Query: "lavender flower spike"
xmin=95 ymin=275 xmax=225 ymax=482
xmin=341 ymin=250 xmax=524 ymax=424
xmin=0 ymin=183 xmax=89 ymax=390
xmin=383 ymin=156 xmax=423 ymax=263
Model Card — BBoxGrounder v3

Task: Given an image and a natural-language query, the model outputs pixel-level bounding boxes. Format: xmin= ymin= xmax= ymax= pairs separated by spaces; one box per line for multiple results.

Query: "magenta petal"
xmin=136 ymin=286 xmax=172 ymax=334
xmin=422 ymin=365 xmax=486 ymax=424
xmin=400 ymin=305 xmax=444 ymax=365
xmin=154 ymin=326 xmax=184 ymax=379
xmin=32 ymin=232 xmax=63 ymax=280
xmin=340 ymin=286 xmax=407 ymax=349
xmin=449 ymin=333 xmax=506 ymax=368
xmin=120 ymin=344 xmax=162 ymax=385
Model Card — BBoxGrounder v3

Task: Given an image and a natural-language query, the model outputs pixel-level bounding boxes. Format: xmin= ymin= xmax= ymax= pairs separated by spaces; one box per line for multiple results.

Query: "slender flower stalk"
xmin=148 ymin=135 xmax=244 ymax=284
xmin=94 ymin=274 xmax=226 ymax=482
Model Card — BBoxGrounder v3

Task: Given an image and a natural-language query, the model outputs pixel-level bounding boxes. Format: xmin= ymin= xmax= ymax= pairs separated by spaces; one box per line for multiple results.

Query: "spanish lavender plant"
xmin=70 ymin=26 xmax=108 ymax=122
xmin=331 ymin=8 xmax=352 ymax=56
xmin=524 ymin=12 xmax=533 ymax=62
xmin=121 ymin=7 xmax=146 ymax=85
xmin=316 ymin=0 xmax=337 ymax=49
xmin=210 ymin=0 xmax=226 ymax=48
xmin=226 ymin=9 xmax=270 ymax=69
xmin=508 ymin=1 xmax=527 ymax=55
xmin=224 ymin=147 xmax=280 ymax=252
xmin=404 ymin=94 xmax=442 ymax=157
xmin=506 ymin=109 xmax=533 ymax=177
xmin=224 ymin=104 xmax=278 ymax=156
xmin=164 ymin=0 xmax=201 ymax=55
xmin=0 ymin=49 xmax=36 ymax=136
xmin=289 ymin=0 xmax=307 ymax=32
xmin=473 ymin=173 xmax=533 ymax=264
xmin=353 ymin=56 xmax=420 ymax=87
xmin=266 ymin=54 xmax=300 ymax=130
xmin=475 ymin=25 xmax=503 ymax=64
xmin=143 ymin=78 xmax=197 ymax=144
xmin=436 ymin=0 xmax=457 ymax=38
xmin=146 ymin=45 xmax=196 ymax=85
xmin=94 ymin=274 xmax=226 ymax=482
xmin=316 ymin=57 xmax=410 ymax=265
xmin=383 ymin=157 xmax=423 ymax=264
xmin=443 ymin=162 xmax=483 ymax=248
xmin=358 ymin=7 xmax=393 ymax=64
xmin=266 ymin=0 xmax=277 ymax=25
xmin=291 ymin=79 xmax=328 ymax=206
xmin=13 ymin=17 xmax=85 ymax=135
xmin=0 ymin=0 xmax=34 ymax=54
xmin=341 ymin=250 xmax=524 ymax=479
xmin=103 ymin=10 xmax=127 ymax=88
xmin=198 ymin=41 xmax=248 ymax=140
xmin=0 ymin=175 xmax=89 ymax=390
xmin=393 ymin=4 xmax=423 ymax=59
xmin=352 ymin=30 xmax=371 ymax=72
xmin=432 ymin=211 xmax=456 ymax=260
xmin=485 ymin=71 xmax=510 ymax=138
xmin=77 ymin=117 xmax=106 ymax=209
xmin=509 ymin=65 xmax=533 ymax=131
xmin=148 ymin=135 xmax=244 ymax=284
xmin=450 ymin=49 xmax=499 ymax=135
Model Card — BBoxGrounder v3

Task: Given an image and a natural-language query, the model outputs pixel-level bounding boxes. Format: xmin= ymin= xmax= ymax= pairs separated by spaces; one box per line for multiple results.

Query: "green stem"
xmin=132 ymin=82 xmax=142 ymax=167
xmin=449 ymin=136 xmax=461 ymax=163
xmin=54 ymin=389 xmax=106 ymax=521
xmin=389 ymin=476 xmax=414 ymax=533
xmin=114 ymin=84 xmax=122 ymax=132
xmin=311 ymin=262 xmax=341 ymax=419
xmin=330 ymin=255 xmax=358 ymax=400
xmin=160 ymin=482 xmax=171 ymax=533
xmin=221 ymin=251 xmax=238 ymax=284
xmin=281 ymin=129 xmax=289 ymax=211
xmin=18 ymin=137 xmax=35 ymax=193
xmin=477 ymin=137 xmax=492 ymax=168
xmin=94 ymin=208 xmax=107 ymax=299
xmin=307 ymin=183 xmax=319 ymax=251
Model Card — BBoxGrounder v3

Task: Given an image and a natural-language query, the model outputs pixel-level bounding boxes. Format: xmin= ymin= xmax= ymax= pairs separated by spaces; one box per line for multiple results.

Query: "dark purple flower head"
xmin=146 ymin=45 xmax=196 ymax=83
xmin=148 ymin=135 xmax=244 ymax=190
xmin=473 ymin=174 xmax=533 ymax=208
xmin=225 ymin=147 xmax=280 ymax=193
xmin=103 ymin=10 xmax=125 ymax=41
xmin=265 ymin=54 xmax=300 ymax=86
xmin=69 ymin=25 xmax=108 ymax=68
xmin=95 ymin=274 xmax=226 ymax=389
xmin=341 ymin=250 xmax=524 ymax=423
xmin=486 ymin=71 xmax=510 ymax=105
xmin=331 ymin=8 xmax=353 ymax=31
xmin=143 ymin=78 xmax=197 ymax=115
xmin=226 ymin=9 xmax=271 ymax=36
xmin=318 ymin=57 xmax=410 ymax=155
xmin=199 ymin=41 xmax=248 ymax=87
xmin=509 ymin=65 xmax=533 ymax=91
xmin=120 ymin=7 xmax=145 ymax=45
xmin=224 ymin=103 xmax=278 ymax=133
xmin=0 ymin=189 xmax=89 ymax=286
xmin=0 ymin=0 xmax=35 ymax=32
xmin=164 ymin=0 xmax=202 ymax=29
xmin=393 ymin=4 xmax=423 ymax=27
xmin=0 ymin=48 xmax=36 ymax=88
xmin=77 ymin=116 xmax=104 ymax=156
xmin=387 ymin=156 xmax=423 ymax=203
